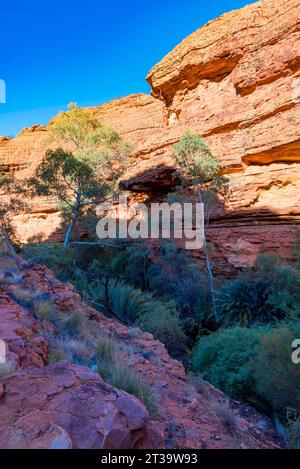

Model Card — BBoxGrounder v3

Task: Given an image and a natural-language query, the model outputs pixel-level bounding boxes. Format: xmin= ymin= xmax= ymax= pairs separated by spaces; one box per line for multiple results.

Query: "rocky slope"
xmin=0 ymin=252 xmax=283 ymax=449
xmin=0 ymin=0 xmax=299 ymax=271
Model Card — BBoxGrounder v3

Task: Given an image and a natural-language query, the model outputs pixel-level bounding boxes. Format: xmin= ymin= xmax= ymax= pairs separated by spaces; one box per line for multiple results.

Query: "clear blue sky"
xmin=0 ymin=0 xmax=257 ymax=137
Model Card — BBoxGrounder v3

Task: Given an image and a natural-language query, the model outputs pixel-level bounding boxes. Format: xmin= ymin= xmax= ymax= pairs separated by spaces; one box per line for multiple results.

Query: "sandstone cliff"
xmin=0 ymin=0 xmax=299 ymax=272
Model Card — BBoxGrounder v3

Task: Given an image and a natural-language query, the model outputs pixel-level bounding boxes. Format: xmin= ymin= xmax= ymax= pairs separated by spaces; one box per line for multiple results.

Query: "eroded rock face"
xmin=0 ymin=362 xmax=162 ymax=449
xmin=0 ymin=0 xmax=299 ymax=270
xmin=0 ymin=260 xmax=283 ymax=449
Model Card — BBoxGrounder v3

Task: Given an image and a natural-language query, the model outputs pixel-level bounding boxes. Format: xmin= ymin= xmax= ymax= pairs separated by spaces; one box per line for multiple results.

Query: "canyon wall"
xmin=1 ymin=0 xmax=300 ymax=272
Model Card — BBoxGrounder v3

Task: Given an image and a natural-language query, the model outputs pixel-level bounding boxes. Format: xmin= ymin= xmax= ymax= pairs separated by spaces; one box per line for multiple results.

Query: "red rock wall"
xmin=0 ymin=0 xmax=299 ymax=271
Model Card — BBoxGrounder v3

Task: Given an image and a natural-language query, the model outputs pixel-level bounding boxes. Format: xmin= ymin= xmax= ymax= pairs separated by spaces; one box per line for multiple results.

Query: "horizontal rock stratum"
xmin=0 ymin=0 xmax=300 ymax=271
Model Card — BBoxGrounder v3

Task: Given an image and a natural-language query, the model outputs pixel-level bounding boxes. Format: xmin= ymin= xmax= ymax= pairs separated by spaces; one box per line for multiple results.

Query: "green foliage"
xmin=23 ymin=243 xmax=76 ymax=281
xmin=192 ymin=320 xmax=300 ymax=420
xmin=95 ymin=336 xmax=118 ymax=366
xmin=173 ymin=131 xmax=219 ymax=184
xmin=106 ymin=240 xmax=211 ymax=337
xmin=212 ymin=400 xmax=237 ymax=429
xmin=29 ymin=147 xmax=112 ymax=208
xmin=94 ymin=336 xmax=159 ymax=418
xmin=99 ymin=364 xmax=159 ymax=418
xmin=254 ymin=322 xmax=300 ymax=414
xmin=88 ymin=278 xmax=186 ymax=354
xmin=33 ymin=299 xmax=60 ymax=323
xmin=29 ymin=107 xmax=132 ymax=245
xmin=192 ymin=326 xmax=261 ymax=402
xmin=217 ymin=253 xmax=300 ymax=326
xmin=47 ymin=349 xmax=67 ymax=364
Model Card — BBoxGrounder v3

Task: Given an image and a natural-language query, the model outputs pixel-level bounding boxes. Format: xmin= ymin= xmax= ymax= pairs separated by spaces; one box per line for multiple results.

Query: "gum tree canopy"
xmin=29 ymin=105 xmax=132 ymax=247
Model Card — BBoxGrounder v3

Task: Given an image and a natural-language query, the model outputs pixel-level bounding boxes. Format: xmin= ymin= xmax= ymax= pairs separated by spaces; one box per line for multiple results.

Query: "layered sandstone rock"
xmin=0 ymin=257 xmax=283 ymax=449
xmin=0 ymin=0 xmax=299 ymax=270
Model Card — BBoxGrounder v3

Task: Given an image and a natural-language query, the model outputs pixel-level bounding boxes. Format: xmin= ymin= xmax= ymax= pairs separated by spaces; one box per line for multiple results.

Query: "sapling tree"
xmin=173 ymin=131 xmax=228 ymax=322
xmin=29 ymin=105 xmax=132 ymax=247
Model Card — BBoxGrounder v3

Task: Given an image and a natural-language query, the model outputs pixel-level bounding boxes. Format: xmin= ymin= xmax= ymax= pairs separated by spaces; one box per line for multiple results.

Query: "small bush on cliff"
xmin=212 ymin=399 xmax=237 ymax=429
xmin=33 ymin=299 xmax=60 ymax=323
xmin=95 ymin=336 xmax=118 ymax=367
xmin=99 ymin=363 xmax=159 ymax=418
xmin=94 ymin=336 xmax=159 ymax=418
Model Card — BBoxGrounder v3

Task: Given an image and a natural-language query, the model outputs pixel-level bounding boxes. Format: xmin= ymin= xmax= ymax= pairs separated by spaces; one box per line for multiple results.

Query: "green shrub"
xmin=95 ymin=336 xmax=118 ymax=366
xmin=33 ymin=299 xmax=60 ymax=322
xmin=217 ymin=253 xmax=300 ymax=326
xmin=253 ymin=322 xmax=300 ymax=415
xmin=60 ymin=310 xmax=86 ymax=338
xmin=192 ymin=321 xmax=300 ymax=419
xmin=137 ymin=300 xmax=186 ymax=354
xmin=173 ymin=130 xmax=219 ymax=183
xmin=22 ymin=243 xmax=76 ymax=281
xmin=192 ymin=326 xmax=261 ymax=402
xmin=212 ymin=399 xmax=237 ymax=429
xmin=284 ymin=419 xmax=300 ymax=449
xmin=9 ymin=286 xmax=36 ymax=308
xmin=89 ymin=278 xmax=186 ymax=354
xmin=100 ymin=364 xmax=158 ymax=418
xmin=59 ymin=338 xmax=90 ymax=363
xmin=47 ymin=349 xmax=67 ymax=364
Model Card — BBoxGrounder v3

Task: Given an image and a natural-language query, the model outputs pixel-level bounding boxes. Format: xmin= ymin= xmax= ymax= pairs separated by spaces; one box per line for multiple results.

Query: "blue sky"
xmin=0 ymin=0 xmax=257 ymax=137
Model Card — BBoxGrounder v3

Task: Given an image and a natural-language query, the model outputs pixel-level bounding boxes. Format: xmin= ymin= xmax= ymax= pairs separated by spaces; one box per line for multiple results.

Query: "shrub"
xmin=100 ymin=364 xmax=158 ymax=418
xmin=217 ymin=253 xmax=300 ymax=326
xmin=95 ymin=337 xmax=118 ymax=366
xmin=59 ymin=338 xmax=90 ymax=363
xmin=9 ymin=286 xmax=36 ymax=308
xmin=137 ymin=300 xmax=186 ymax=354
xmin=22 ymin=243 xmax=76 ymax=281
xmin=253 ymin=321 xmax=300 ymax=415
xmin=47 ymin=349 xmax=67 ymax=364
xmin=89 ymin=278 xmax=186 ymax=354
xmin=212 ymin=399 xmax=237 ymax=429
xmin=173 ymin=131 xmax=219 ymax=183
xmin=192 ymin=326 xmax=261 ymax=402
xmin=60 ymin=310 xmax=86 ymax=338
xmin=108 ymin=241 xmax=210 ymax=327
xmin=0 ymin=240 xmax=11 ymax=256
xmin=192 ymin=321 xmax=300 ymax=419
xmin=33 ymin=299 xmax=60 ymax=322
